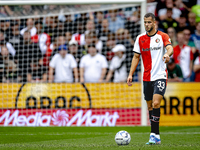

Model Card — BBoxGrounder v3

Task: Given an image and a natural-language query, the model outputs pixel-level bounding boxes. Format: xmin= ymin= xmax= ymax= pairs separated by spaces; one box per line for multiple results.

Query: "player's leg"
xmin=143 ymin=81 xmax=155 ymax=145
xmin=146 ymin=100 xmax=153 ymax=124
xmin=150 ymin=94 xmax=162 ymax=144
xmin=150 ymin=79 xmax=167 ymax=144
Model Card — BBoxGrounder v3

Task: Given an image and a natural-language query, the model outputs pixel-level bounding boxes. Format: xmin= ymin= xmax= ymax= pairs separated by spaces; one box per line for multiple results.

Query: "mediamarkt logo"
xmin=0 ymin=110 xmax=119 ymax=126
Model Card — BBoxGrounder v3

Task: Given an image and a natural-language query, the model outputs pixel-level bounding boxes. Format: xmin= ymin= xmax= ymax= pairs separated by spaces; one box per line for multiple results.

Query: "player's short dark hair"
xmin=144 ymin=13 xmax=156 ymax=21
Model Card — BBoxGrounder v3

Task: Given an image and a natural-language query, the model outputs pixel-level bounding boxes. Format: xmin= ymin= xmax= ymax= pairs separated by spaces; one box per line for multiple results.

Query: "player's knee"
xmin=153 ymin=101 xmax=160 ymax=108
xmin=147 ymin=105 xmax=152 ymax=110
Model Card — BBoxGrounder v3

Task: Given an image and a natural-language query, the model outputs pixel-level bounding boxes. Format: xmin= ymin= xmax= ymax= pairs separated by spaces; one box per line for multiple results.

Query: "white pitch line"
xmin=0 ymin=132 xmax=200 ymax=135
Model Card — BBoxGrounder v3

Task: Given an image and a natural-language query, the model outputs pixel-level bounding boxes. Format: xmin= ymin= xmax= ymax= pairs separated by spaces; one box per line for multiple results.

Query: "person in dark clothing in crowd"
xmin=15 ymin=30 xmax=43 ymax=82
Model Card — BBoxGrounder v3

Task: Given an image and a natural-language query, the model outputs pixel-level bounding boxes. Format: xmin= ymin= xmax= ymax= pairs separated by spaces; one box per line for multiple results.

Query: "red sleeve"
xmin=162 ymin=33 xmax=171 ymax=47
xmin=190 ymin=49 xmax=194 ymax=61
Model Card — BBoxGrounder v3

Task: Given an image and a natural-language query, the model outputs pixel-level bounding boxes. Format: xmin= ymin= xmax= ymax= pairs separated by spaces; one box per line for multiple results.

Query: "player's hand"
xmin=162 ymin=54 xmax=170 ymax=63
xmin=127 ymin=75 xmax=133 ymax=86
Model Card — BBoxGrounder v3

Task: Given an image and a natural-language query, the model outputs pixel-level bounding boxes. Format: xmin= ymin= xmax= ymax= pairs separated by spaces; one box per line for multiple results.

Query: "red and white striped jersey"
xmin=133 ymin=31 xmax=171 ymax=81
xmin=173 ymin=45 xmax=193 ymax=78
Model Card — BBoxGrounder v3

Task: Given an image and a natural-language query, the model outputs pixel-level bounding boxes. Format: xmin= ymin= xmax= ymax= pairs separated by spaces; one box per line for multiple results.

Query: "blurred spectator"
xmin=49 ymin=45 xmax=78 ymax=83
xmin=85 ymin=20 xmax=98 ymax=35
xmin=7 ymin=20 xmax=23 ymax=51
xmin=183 ymin=28 xmax=196 ymax=53
xmin=0 ymin=20 xmax=10 ymax=39
xmin=107 ymin=9 xmax=125 ymax=33
xmin=43 ymin=16 xmax=58 ymax=42
xmin=167 ymin=27 xmax=177 ymax=46
xmin=191 ymin=4 xmax=200 ymax=22
xmin=173 ymin=32 xmax=193 ymax=82
xmin=15 ymin=30 xmax=43 ymax=82
xmin=189 ymin=22 xmax=200 ymax=54
xmin=125 ymin=10 xmax=141 ymax=40
xmin=105 ymin=44 xmax=127 ymax=82
xmin=65 ymin=31 xmax=72 ymax=45
xmin=0 ymin=46 xmax=19 ymax=83
xmin=188 ymin=12 xmax=196 ymax=34
xmin=193 ymin=54 xmax=200 ymax=82
xmin=64 ymin=15 xmax=75 ymax=33
xmin=176 ymin=14 xmax=188 ymax=32
xmin=158 ymin=0 xmax=181 ymax=21
xmin=155 ymin=0 xmax=166 ymax=18
xmin=27 ymin=62 xmax=47 ymax=83
xmin=95 ymin=11 xmax=104 ymax=31
xmin=98 ymin=19 xmax=112 ymax=43
xmin=31 ymin=21 xmax=51 ymax=54
xmin=71 ymin=21 xmax=85 ymax=45
xmin=124 ymin=29 xmax=134 ymax=46
xmin=89 ymin=31 xmax=103 ymax=53
xmin=80 ymin=44 xmax=108 ymax=83
xmin=0 ymin=31 xmax=16 ymax=57
xmin=50 ymin=35 xmax=67 ymax=59
xmin=20 ymin=18 xmax=37 ymax=36
xmin=158 ymin=8 xmax=179 ymax=33
xmin=116 ymin=28 xmax=133 ymax=75
xmin=182 ymin=0 xmax=198 ymax=9
xmin=167 ymin=58 xmax=183 ymax=82
xmin=174 ymin=0 xmax=190 ymax=16
xmin=102 ymin=33 xmax=116 ymax=61
xmin=68 ymin=40 xmax=82 ymax=67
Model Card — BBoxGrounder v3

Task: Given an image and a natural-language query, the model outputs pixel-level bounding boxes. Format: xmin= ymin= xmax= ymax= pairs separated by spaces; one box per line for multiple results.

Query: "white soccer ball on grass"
xmin=115 ymin=130 xmax=131 ymax=145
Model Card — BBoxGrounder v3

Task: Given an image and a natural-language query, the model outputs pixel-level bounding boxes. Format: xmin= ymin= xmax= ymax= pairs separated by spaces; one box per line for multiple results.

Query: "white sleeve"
xmin=133 ymin=36 xmax=140 ymax=54
xmin=101 ymin=56 xmax=108 ymax=68
xmin=70 ymin=55 xmax=77 ymax=68
xmin=6 ymin=42 xmax=16 ymax=56
xmin=194 ymin=57 xmax=200 ymax=65
xmin=49 ymin=55 xmax=57 ymax=68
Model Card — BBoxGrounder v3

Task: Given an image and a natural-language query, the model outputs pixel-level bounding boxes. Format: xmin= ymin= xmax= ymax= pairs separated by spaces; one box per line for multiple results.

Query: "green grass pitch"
xmin=0 ymin=126 xmax=199 ymax=150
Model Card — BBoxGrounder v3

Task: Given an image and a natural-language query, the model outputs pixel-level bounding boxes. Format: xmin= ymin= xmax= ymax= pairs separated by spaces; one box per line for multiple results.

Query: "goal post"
xmin=0 ymin=0 xmax=147 ymax=126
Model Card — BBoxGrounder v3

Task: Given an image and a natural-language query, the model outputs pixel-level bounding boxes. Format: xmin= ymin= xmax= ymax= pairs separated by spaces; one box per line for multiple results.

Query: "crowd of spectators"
xmin=0 ymin=0 xmax=200 ymax=83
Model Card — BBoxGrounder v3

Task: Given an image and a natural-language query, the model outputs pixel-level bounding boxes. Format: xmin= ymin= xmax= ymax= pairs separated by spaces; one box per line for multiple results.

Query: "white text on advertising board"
xmin=0 ymin=110 xmax=119 ymax=127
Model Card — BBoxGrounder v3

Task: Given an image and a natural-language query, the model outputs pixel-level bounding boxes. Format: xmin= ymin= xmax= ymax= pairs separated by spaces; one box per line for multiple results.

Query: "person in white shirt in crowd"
xmin=49 ymin=45 xmax=78 ymax=83
xmin=80 ymin=43 xmax=108 ymax=83
xmin=20 ymin=18 xmax=37 ymax=36
xmin=0 ymin=30 xmax=16 ymax=57
xmin=105 ymin=44 xmax=127 ymax=83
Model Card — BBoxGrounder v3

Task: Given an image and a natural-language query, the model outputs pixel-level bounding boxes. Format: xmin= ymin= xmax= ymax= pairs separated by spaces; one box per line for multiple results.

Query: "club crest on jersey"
xmin=155 ymin=38 xmax=160 ymax=43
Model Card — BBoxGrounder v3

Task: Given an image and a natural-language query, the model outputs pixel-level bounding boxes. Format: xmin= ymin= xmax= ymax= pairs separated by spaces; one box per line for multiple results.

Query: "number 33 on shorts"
xmin=157 ymin=81 xmax=165 ymax=92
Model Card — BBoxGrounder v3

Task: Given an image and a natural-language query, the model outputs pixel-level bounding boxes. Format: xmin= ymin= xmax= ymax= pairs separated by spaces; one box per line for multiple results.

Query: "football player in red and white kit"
xmin=127 ymin=13 xmax=173 ymax=145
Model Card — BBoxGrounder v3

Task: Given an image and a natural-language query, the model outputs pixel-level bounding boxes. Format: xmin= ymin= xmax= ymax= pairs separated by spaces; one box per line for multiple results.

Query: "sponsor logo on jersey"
xmin=142 ymin=46 xmax=161 ymax=51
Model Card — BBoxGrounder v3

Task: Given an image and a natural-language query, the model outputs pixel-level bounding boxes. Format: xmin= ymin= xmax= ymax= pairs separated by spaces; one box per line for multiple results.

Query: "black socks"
xmin=151 ymin=108 xmax=160 ymax=134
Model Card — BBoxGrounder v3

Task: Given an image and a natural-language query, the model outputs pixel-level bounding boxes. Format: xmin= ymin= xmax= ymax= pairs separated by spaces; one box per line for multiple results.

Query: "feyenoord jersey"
xmin=133 ymin=31 xmax=171 ymax=81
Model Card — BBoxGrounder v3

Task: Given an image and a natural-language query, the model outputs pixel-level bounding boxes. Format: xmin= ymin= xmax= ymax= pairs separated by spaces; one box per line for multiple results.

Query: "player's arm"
xmin=127 ymin=53 xmax=140 ymax=86
xmin=80 ymin=67 xmax=84 ymax=83
xmin=48 ymin=67 xmax=54 ymax=82
xmin=73 ymin=67 xmax=79 ymax=82
xmin=163 ymin=45 xmax=173 ymax=63
xmin=99 ymin=68 xmax=107 ymax=82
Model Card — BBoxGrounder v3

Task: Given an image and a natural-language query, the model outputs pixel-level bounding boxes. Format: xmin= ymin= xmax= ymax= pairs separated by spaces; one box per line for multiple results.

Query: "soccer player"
xmin=127 ymin=13 xmax=173 ymax=145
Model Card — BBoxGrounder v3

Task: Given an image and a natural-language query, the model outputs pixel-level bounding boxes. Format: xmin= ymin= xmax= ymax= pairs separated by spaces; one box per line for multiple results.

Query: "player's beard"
xmin=146 ymin=26 xmax=153 ymax=33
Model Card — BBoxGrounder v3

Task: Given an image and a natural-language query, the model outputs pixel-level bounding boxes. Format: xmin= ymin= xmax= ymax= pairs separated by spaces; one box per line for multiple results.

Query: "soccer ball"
xmin=115 ymin=130 xmax=131 ymax=145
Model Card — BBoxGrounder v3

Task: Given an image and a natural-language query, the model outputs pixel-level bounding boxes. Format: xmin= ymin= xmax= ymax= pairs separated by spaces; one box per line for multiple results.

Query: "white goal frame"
xmin=0 ymin=0 xmax=147 ymax=126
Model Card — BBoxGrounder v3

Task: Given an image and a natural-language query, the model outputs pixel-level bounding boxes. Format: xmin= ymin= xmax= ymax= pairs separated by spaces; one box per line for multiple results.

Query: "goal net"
xmin=0 ymin=0 xmax=147 ymax=126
